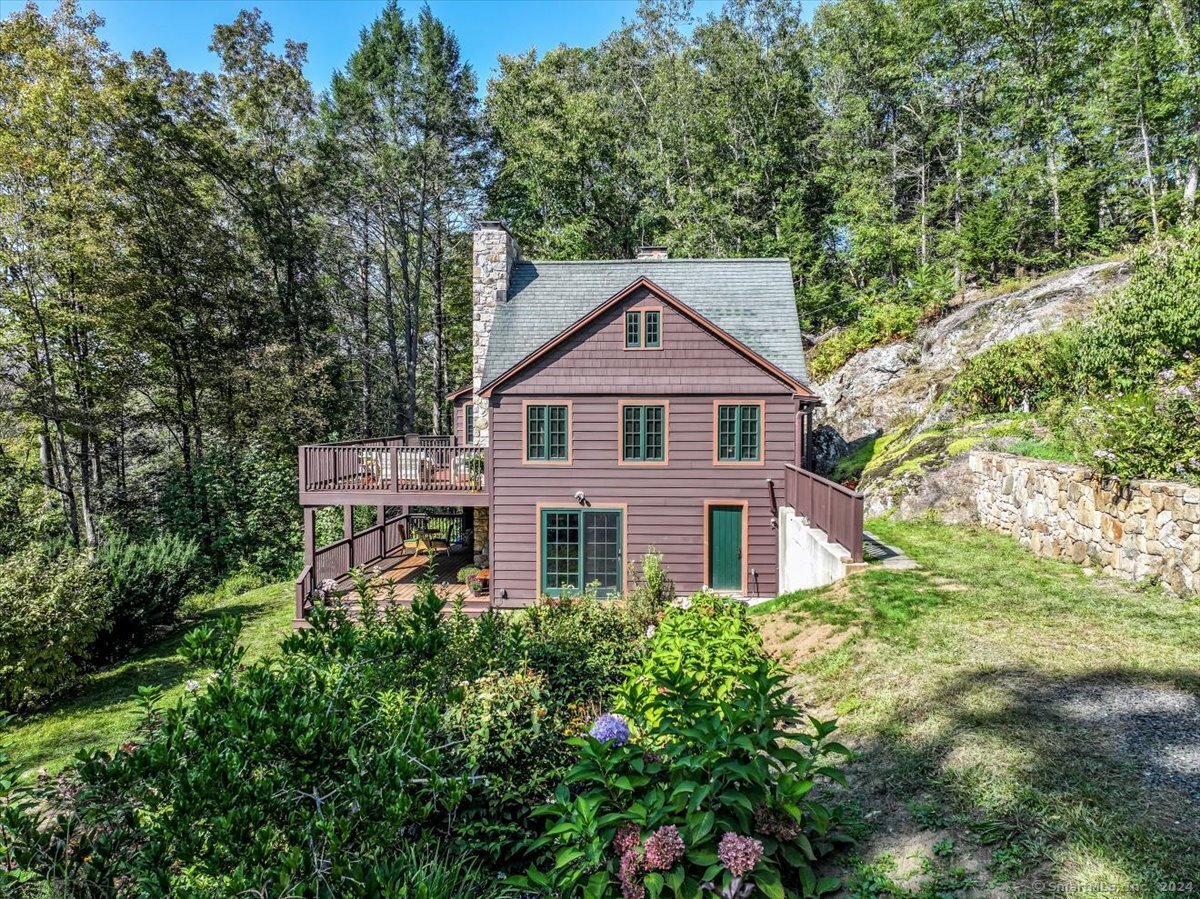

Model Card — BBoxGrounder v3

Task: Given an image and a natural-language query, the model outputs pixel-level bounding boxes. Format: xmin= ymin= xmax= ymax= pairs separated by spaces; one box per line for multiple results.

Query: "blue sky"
xmin=14 ymin=0 xmax=753 ymax=94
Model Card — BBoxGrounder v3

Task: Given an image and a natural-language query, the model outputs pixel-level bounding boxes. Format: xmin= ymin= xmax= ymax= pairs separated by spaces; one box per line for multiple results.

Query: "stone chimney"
xmin=635 ymin=245 xmax=669 ymax=260
xmin=472 ymin=221 xmax=519 ymax=447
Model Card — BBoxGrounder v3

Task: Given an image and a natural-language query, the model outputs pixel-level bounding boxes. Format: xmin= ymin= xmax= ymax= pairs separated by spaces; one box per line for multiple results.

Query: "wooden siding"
xmin=453 ymin=394 xmax=472 ymax=445
xmin=489 ymin=290 xmax=797 ymax=606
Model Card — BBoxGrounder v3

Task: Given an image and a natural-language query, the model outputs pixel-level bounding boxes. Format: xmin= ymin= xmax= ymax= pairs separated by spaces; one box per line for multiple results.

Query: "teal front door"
xmin=708 ymin=505 xmax=743 ymax=591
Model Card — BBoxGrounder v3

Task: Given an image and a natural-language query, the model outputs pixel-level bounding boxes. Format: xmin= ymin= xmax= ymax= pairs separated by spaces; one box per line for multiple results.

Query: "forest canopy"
xmin=0 ymin=0 xmax=1196 ymax=598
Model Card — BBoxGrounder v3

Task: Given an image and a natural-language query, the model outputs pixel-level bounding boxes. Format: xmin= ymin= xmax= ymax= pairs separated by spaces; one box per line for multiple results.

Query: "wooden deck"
xmin=334 ymin=545 xmax=491 ymax=616
xmin=298 ymin=438 xmax=490 ymax=507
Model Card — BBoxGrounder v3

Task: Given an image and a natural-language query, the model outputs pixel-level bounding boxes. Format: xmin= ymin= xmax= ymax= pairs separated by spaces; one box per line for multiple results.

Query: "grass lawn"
xmin=5 ymin=581 xmax=294 ymax=777
xmin=754 ymin=518 xmax=1200 ymax=897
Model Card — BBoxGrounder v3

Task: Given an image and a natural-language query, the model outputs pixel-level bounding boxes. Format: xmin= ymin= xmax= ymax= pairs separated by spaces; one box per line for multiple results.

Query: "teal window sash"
xmin=625 ymin=309 xmax=662 ymax=348
xmin=526 ymin=404 xmax=569 ymax=460
xmin=717 ymin=404 xmax=761 ymax=461
xmin=644 ymin=311 xmax=661 ymax=347
xmin=625 ymin=311 xmax=641 ymax=348
xmin=540 ymin=508 xmax=623 ymax=597
xmin=622 ymin=404 xmax=665 ymax=461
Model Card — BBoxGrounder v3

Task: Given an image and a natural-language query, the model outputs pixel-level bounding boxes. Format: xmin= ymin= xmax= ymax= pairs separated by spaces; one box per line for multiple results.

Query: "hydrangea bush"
xmin=0 ymin=573 xmax=668 ymax=896
xmin=516 ymin=595 xmax=850 ymax=899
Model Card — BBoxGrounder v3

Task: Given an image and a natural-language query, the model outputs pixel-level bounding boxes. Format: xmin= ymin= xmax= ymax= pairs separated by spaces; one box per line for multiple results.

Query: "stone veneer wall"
xmin=471 ymin=222 xmax=519 ymax=448
xmin=969 ymin=451 xmax=1200 ymax=595
xmin=470 ymin=223 xmax=516 ymax=569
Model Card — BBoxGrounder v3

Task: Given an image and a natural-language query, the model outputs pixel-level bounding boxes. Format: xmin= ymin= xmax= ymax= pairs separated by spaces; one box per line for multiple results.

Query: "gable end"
xmin=479 ymin=277 xmax=818 ymax=400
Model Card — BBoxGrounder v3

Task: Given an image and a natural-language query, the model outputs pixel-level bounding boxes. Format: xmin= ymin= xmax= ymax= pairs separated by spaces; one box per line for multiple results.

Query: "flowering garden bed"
xmin=517 ymin=593 xmax=850 ymax=898
xmin=1 ymin=560 xmax=848 ymax=898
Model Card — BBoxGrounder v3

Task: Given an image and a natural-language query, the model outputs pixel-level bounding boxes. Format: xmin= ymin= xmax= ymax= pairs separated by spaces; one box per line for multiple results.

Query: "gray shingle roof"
xmin=482 ymin=258 xmax=810 ymax=388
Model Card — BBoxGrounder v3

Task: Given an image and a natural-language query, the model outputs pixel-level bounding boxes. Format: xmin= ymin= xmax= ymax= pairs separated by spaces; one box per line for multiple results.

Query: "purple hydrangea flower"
xmin=613 ymin=822 xmax=641 ymax=855
xmin=718 ymin=832 xmax=763 ymax=877
xmin=644 ymin=825 xmax=685 ymax=871
xmin=619 ymin=848 xmax=645 ymax=899
xmin=590 ymin=713 xmax=631 ymax=746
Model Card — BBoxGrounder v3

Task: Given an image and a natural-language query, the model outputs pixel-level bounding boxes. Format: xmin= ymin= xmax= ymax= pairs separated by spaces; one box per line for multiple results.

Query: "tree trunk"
xmin=1136 ymin=50 xmax=1162 ymax=238
xmin=919 ymin=146 xmax=928 ymax=267
xmin=954 ymin=101 xmax=964 ymax=294
xmin=1186 ymin=156 xmax=1199 ymax=222
xmin=1161 ymin=0 xmax=1198 ymax=220
xmin=381 ymin=227 xmax=405 ymax=434
xmin=1047 ymin=147 xmax=1061 ymax=252
xmin=359 ymin=208 xmax=372 ymax=434
xmin=38 ymin=427 xmax=58 ymax=513
xmin=431 ymin=218 xmax=446 ymax=435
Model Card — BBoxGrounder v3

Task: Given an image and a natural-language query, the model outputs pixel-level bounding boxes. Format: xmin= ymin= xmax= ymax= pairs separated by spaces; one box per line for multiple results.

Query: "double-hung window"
xmin=621 ymin=404 xmax=666 ymax=462
xmin=715 ymin=403 xmax=762 ymax=463
xmin=526 ymin=403 xmax=570 ymax=461
xmin=464 ymin=403 xmax=474 ymax=445
xmin=540 ymin=508 xmax=623 ymax=597
xmin=624 ymin=309 xmax=662 ymax=349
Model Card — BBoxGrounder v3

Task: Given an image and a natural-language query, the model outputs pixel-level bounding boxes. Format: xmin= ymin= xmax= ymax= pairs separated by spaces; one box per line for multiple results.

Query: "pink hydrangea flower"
xmin=613 ymin=821 xmax=641 ymax=855
xmin=717 ymin=832 xmax=763 ymax=877
xmin=619 ymin=848 xmax=645 ymax=899
xmin=643 ymin=824 xmax=685 ymax=870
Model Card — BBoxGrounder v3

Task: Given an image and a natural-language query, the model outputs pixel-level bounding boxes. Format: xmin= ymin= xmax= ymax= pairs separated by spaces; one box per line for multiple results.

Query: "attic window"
xmin=624 ymin=309 xmax=662 ymax=349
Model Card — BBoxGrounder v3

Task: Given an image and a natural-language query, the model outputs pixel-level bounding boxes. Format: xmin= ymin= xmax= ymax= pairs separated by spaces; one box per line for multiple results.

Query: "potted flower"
xmin=457 ymin=565 xmax=484 ymax=595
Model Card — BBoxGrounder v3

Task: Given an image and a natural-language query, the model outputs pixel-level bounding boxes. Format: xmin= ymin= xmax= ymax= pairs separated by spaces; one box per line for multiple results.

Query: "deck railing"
xmin=295 ymin=511 xmax=410 ymax=619
xmin=293 ymin=511 xmax=471 ymax=620
xmin=300 ymin=440 xmax=488 ymax=495
xmin=783 ymin=463 xmax=865 ymax=562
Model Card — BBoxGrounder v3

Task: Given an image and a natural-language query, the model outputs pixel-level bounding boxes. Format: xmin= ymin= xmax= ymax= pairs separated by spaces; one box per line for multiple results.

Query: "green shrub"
xmin=626 ymin=547 xmax=676 ymax=625
xmin=442 ymin=667 xmax=575 ymax=859
xmin=626 ymin=592 xmax=763 ymax=722
xmin=97 ymin=532 xmax=201 ymax=654
xmin=2 ymin=574 xmax=658 ymax=894
xmin=947 ymin=329 xmax=1080 ymax=414
xmin=521 ymin=590 xmax=656 ymax=701
xmin=457 ymin=564 xmax=482 ymax=584
xmin=1061 ymin=367 xmax=1200 ymax=485
xmin=518 ymin=596 xmax=849 ymax=898
xmin=1076 ymin=227 xmax=1200 ymax=392
xmin=0 ymin=548 xmax=109 ymax=710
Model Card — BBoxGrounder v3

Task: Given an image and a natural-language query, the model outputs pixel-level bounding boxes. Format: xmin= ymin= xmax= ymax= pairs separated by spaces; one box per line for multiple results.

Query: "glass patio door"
xmin=541 ymin=508 xmax=623 ymax=597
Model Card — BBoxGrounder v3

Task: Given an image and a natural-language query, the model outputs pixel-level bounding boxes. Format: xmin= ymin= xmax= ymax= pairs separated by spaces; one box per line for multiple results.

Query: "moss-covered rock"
xmin=857 ymin=414 xmax=1058 ymax=517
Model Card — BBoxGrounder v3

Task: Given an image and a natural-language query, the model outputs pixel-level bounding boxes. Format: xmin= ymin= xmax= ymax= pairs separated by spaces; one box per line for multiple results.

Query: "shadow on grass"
xmin=838 ymin=664 xmax=1200 ymax=890
xmin=31 ymin=601 xmax=272 ymax=713
xmin=7 ymin=585 xmax=292 ymax=775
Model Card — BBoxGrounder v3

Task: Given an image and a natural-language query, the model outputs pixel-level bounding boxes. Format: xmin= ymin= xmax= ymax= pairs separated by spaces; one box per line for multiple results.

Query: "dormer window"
xmin=624 ymin=309 xmax=662 ymax=349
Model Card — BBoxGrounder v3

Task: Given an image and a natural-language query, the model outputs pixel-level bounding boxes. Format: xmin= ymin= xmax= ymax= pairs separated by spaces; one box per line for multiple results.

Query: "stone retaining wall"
xmin=969 ymin=451 xmax=1200 ymax=596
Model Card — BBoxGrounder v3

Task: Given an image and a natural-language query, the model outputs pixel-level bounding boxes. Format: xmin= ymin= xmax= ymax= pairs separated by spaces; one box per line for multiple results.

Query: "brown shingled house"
xmin=293 ymin=223 xmax=862 ymax=623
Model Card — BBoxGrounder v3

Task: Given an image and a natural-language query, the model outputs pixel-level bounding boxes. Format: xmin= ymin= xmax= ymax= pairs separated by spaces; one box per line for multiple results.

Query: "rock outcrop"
xmin=813 ymin=260 xmax=1129 ymax=443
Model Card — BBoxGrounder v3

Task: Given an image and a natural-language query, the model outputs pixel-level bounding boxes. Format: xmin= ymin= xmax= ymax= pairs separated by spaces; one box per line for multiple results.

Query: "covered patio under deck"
xmin=293 ymin=506 xmax=491 ymax=627
xmin=333 ymin=541 xmax=488 ymax=611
